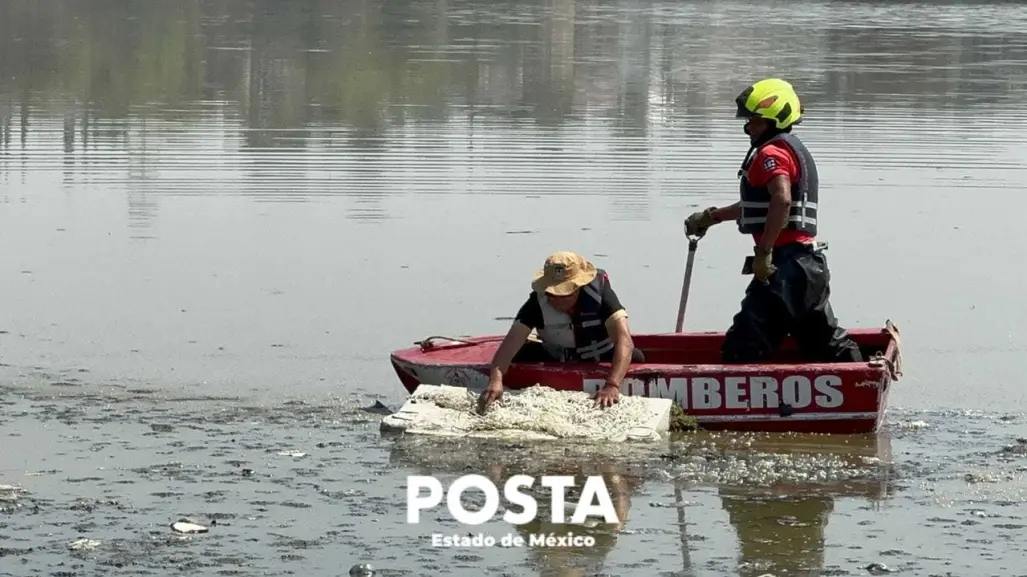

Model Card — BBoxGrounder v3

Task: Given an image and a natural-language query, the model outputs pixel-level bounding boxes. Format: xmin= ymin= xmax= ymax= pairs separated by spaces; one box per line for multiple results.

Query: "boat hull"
xmin=389 ymin=321 xmax=903 ymax=435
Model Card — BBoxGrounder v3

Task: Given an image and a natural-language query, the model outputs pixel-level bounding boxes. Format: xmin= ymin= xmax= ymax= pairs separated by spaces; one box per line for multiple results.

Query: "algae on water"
xmin=408 ymin=385 xmax=663 ymax=441
xmin=669 ymin=403 xmax=700 ymax=432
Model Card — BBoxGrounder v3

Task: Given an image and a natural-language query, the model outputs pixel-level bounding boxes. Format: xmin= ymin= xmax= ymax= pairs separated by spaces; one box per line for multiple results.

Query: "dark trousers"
xmin=722 ymin=243 xmax=863 ymax=364
xmin=513 ymin=341 xmax=646 ymax=364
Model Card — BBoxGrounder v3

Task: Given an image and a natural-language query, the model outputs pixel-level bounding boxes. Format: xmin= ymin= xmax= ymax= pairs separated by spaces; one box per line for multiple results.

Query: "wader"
xmin=721 ymin=242 xmax=863 ymax=364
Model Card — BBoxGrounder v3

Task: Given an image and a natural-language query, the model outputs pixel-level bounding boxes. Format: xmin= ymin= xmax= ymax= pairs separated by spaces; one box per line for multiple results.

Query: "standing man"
xmin=684 ymin=78 xmax=863 ymax=364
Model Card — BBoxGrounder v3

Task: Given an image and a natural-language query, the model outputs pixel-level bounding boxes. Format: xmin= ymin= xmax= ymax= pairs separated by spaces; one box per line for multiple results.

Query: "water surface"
xmin=2 ymin=0 xmax=1027 ymax=575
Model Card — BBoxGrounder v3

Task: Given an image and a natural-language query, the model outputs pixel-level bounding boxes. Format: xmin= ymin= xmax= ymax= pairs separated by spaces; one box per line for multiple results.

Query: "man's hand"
xmin=479 ymin=321 xmax=531 ymax=414
xmin=753 ymin=246 xmax=775 ymax=283
xmin=684 ymin=207 xmax=718 ymax=237
xmin=477 ymin=382 xmax=503 ymax=414
xmin=594 ymin=381 xmax=620 ymax=409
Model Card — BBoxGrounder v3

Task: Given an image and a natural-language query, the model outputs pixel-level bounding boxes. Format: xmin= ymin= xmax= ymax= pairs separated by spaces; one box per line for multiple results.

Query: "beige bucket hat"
xmin=531 ymin=251 xmax=597 ymax=296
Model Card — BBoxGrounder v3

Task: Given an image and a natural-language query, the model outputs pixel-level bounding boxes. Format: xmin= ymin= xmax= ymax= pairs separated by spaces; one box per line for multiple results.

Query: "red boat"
xmin=389 ymin=320 xmax=903 ymax=435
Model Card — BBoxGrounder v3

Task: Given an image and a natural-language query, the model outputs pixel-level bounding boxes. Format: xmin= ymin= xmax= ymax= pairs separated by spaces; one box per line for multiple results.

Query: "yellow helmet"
xmin=735 ymin=78 xmax=804 ymax=130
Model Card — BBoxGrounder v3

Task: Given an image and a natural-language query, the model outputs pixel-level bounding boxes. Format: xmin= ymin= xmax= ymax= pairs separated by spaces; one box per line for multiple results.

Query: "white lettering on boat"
xmin=582 ymin=375 xmax=844 ymax=410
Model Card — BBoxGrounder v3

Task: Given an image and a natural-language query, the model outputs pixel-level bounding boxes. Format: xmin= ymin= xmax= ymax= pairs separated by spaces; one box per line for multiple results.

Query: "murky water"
xmin=2 ymin=0 xmax=1027 ymax=575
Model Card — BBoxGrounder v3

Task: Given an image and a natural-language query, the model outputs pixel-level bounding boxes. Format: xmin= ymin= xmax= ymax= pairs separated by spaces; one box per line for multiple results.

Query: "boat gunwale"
xmin=390 ymin=326 xmax=900 ymax=376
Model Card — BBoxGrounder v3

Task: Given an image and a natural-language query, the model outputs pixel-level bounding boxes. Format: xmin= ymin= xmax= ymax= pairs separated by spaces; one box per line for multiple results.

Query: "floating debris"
xmin=277 ymin=450 xmax=307 ymax=457
xmin=669 ymin=403 xmax=699 ymax=432
xmin=1000 ymin=438 xmax=1027 ymax=455
xmin=349 ymin=563 xmax=375 ymax=576
xmin=171 ymin=519 xmax=209 ymax=534
xmin=362 ymin=400 xmax=392 ymax=415
xmin=866 ymin=562 xmax=892 ymax=574
xmin=965 ymin=472 xmax=1001 ymax=484
xmin=0 ymin=484 xmax=25 ymax=502
xmin=69 ymin=538 xmax=101 ymax=551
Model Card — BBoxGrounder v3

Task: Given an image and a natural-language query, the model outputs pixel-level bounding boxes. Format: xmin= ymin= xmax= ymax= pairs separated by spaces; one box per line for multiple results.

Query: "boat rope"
xmin=415 ymin=336 xmax=478 ymax=352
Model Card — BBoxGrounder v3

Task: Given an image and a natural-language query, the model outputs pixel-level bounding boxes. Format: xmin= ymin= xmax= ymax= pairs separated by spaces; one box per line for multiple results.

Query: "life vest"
xmin=737 ymin=132 xmax=818 ymax=236
xmin=535 ymin=270 xmax=614 ymax=362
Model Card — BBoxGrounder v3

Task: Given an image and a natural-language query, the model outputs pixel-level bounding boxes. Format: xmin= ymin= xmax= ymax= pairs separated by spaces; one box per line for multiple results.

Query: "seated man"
xmin=476 ymin=251 xmax=645 ymax=413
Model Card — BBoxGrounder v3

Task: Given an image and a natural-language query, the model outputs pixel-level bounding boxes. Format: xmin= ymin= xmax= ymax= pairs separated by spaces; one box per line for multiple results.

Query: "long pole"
xmin=674 ymin=482 xmax=692 ymax=574
xmin=675 ymin=235 xmax=702 ymax=332
xmin=673 ymin=233 xmax=700 ymax=574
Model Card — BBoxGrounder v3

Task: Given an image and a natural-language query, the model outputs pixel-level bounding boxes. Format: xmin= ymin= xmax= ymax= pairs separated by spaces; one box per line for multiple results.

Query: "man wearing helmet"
xmin=683 ymin=78 xmax=863 ymax=364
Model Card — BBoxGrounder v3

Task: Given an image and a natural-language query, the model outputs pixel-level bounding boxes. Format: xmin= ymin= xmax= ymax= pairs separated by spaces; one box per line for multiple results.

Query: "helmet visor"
xmin=734 ymin=86 xmax=756 ymax=118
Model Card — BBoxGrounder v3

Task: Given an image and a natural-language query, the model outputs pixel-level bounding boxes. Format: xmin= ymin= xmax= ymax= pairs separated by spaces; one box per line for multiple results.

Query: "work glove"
xmin=753 ymin=246 xmax=776 ymax=283
xmin=684 ymin=207 xmax=718 ymax=237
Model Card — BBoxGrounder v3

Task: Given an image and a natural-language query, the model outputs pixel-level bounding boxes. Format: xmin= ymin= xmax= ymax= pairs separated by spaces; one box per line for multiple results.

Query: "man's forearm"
xmin=489 ymin=345 xmax=517 ymax=381
xmin=711 ymin=202 xmax=741 ymax=223
xmin=606 ymin=338 xmax=632 ymax=387
xmin=758 ymin=196 xmax=790 ymax=252
xmin=489 ymin=324 xmax=530 ymax=382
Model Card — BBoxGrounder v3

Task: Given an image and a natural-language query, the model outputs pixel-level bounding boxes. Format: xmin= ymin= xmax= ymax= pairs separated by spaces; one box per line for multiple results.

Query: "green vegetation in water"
xmin=669 ymin=404 xmax=699 ymax=432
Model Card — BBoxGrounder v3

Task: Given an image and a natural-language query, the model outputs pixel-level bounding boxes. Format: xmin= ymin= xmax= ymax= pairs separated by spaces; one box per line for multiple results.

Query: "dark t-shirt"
xmin=514 ymin=277 xmax=625 ymax=330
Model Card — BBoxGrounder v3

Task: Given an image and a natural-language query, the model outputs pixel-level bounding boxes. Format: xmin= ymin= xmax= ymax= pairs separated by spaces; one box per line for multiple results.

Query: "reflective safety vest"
xmin=737 ymin=132 xmax=818 ymax=236
xmin=536 ymin=270 xmax=614 ymax=362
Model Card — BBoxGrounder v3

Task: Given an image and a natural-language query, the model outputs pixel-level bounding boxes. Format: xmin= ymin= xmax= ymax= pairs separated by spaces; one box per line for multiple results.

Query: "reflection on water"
xmin=711 ymin=435 xmax=892 ymax=577
xmin=388 ymin=431 xmax=895 ymax=577
xmin=4 ymin=0 xmax=1026 ymax=121
xmin=2 ymin=0 xmax=1026 ymax=224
